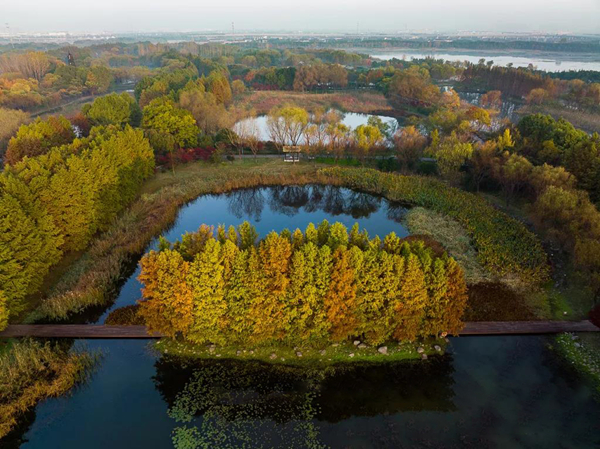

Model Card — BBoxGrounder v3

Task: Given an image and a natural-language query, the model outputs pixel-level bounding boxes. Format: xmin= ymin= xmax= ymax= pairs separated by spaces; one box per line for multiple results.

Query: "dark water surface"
xmin=9 ymin=186 xmax=600 ymax=448
xmin=14 ymin=337 xmax=600 ymax=449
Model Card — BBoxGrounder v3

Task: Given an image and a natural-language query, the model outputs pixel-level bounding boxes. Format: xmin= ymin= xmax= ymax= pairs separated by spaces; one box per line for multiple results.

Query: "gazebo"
xmin=283 ymin=145 xmax=301 ymax=163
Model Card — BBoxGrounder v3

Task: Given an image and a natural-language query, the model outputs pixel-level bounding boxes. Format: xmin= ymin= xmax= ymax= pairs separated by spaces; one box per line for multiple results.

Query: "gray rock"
xmin=434 ymin=345 xmax=442 ymax=352
xmin=320 ymin=350 xmax=327 ymax=356
xmin=377 ymin=346 xmax=388 ymax=355
xmin=417 ymin=347 xmax=425 ymax=354
xmin=574 ymin=343 xmax=582 ymax=348
xmin=332 ymin=343 xmax=339 ymax=347
xmin=353 ymin=340 xmax=361 ymax=346
xmin=358 ymin=343 xmax=367 ymax=349
xmin=270 ymin=353 xmax=277 ymax=360
xmin=421 ymin=353 xmax=428 ymax=360
xmin=349 ymin=353 xmax=355 ymax=358
xmin=296 ymin=351 xmax=303 ymax=357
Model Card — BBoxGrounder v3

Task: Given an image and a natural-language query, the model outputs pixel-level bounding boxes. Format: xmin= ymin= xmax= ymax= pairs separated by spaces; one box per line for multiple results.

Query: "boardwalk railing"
xmin=0 ymin=321 xmax=598 ymax=339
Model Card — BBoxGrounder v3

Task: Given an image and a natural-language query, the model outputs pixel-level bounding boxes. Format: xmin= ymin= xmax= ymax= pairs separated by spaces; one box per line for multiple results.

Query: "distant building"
xmin=67 ymin=52 xmax=75 ymax=66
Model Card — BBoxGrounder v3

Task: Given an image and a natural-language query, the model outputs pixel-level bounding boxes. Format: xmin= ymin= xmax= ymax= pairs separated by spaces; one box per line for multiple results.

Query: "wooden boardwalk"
xmin=0 ymin=321 xmax=598 ymax=339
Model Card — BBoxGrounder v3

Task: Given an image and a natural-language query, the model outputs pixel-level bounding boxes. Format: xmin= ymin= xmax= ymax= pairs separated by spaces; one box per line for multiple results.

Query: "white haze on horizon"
xmin=3 ymin=0 xmax=600 ymax=35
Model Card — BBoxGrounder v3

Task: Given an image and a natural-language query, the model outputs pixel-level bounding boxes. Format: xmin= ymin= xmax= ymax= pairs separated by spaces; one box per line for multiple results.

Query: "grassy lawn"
xmin=155 ymin=337 xmax=446 ymax=367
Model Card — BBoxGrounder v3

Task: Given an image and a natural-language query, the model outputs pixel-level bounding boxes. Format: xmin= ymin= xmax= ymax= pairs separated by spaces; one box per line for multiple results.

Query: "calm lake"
xmin=7 ymin=186 xmax=600 ymax=448
xmin=370 ymin=51 xmax=600 ymax=73
xmin=235 ymin=112 xmax=399 ymax=143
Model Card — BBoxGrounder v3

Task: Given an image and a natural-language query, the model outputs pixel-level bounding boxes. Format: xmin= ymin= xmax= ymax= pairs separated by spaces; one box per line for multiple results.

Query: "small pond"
xmin=235 ymin=112 xmax=399 ymax=143
xmin=5 ymin=185 xmax=600 ymax=448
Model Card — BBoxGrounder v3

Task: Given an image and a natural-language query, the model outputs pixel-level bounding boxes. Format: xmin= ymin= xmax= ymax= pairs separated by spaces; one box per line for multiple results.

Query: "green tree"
xmin=138 ymin=250 xmax=193 ymax=337
xmin=85 ymin=66 xmax=114 ymax=94
xmin=142 ymin=98 xmax=198 ymax=148
xmin=0 ymin=290 xmax=8 ymax=331
xmin=5 ymin=116 xmax=74 ymax=165
xmin=0 ymin=108 xmax=29 ymax=154
xmin=353 ymin=124 xmax=383 ymax=163
xmin=83 ymin=92 xmax=141 ymax=127
xmin=188 ymin=239 xmax=228 ymax=345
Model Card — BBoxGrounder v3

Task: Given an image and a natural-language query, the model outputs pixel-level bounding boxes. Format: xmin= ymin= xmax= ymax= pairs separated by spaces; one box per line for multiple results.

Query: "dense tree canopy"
xmin=139 ymin=221 xmax=467 ymax=346
xmin=142 ymin=98 xmax=198 ymax=148
xmin=0 ymin=125 xmax=154 ymax=318
xmin=5 ymin=116 xmax=75 ymax=165
xmin=83 ymin=92 xmax=141 ymax=127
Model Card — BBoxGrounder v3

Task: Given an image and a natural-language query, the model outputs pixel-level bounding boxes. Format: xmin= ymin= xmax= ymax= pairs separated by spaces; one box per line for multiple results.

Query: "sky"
xmin=3 ymin=0 xmax=600 ymax=35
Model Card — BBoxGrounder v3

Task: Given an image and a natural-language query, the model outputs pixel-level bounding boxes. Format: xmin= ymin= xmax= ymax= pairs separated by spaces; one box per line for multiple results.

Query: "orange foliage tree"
xmin=138 ymin=221 xmax=468 ymax=346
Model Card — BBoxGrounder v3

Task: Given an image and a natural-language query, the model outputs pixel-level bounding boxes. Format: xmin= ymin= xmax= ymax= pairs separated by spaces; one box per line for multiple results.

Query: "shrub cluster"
xmin=319 ymin=167 xmax=549 ymax=283
xmin=138 ymin=221 xmax=467 ymax=347
xmin=0 ymin=125 xmax=154 ymax=321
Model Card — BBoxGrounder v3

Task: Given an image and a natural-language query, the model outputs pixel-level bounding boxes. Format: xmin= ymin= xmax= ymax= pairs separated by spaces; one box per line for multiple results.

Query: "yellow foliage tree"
xmin=138 ymin=250 xmax=193 ymax=338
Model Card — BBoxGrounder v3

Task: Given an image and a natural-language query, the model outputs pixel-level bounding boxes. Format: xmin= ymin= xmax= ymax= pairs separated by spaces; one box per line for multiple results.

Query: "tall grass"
xmin=0 ymin=339 xmax=96 ymax=439
xmin=319 ymin=167 xmax=549 ymax=284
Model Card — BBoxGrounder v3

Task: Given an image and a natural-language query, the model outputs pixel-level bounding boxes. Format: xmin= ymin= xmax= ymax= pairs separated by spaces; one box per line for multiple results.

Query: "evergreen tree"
xmin=252 ymin=232 xmax=292 ymax=343
xmin=138 ymin=250 xmax=193 ymax=338
xmin=393 ymin=253 xmax=428 ymax=341
xmin=0 ymin=290 xmax=8 ymax=331
xmin=304 ymin=222 xmax=318 ymax=245
xmin=238 ymin=221 xmax=258 ymax=250
xmin=441 ymin=257 xmax=468 ymax=335
xmin=420 ymin=258 xmax=448 ymax=337
xmin=325 ymin=246 xmax=360 ymax=341
xmin=187 ymin=239 xmax=227 ymax=345
xmin=327 ymin=222 xmax=349 ymax=250
xmin=224 ymin=249 xmax=253 ymax=343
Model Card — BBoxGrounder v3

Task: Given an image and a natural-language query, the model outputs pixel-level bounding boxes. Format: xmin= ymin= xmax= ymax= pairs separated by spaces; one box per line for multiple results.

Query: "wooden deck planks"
xmin=0 ymin=321 xmax=598 ymax=339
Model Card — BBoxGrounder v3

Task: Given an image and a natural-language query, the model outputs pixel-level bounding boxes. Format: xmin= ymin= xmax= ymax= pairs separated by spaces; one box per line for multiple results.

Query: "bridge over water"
xmin=0 ymin=321 xmax=598 ymax=339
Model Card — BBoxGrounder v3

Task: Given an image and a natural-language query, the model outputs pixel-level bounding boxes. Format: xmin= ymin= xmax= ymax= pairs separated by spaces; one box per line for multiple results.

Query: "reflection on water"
xmin=153 ymin=355 xmax=456 ymax=448
xmin=9 ymin=336 xmax=600 ymax=448
xmin=226 ymin=185 xmax=391 ymax=221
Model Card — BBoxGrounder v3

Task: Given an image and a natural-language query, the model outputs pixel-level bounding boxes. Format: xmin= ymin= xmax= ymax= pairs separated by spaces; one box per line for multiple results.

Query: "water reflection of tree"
xmin=386 ymin=203 xmax=410 ymax=224
xmin=226 ymin=189 xmax=265 ymax=221
xmin=152 ymin=355 xmax=456 ymax=448
xmin=317 ymin=356 xmax=456 ymax=422
xmin=153 ymin=357 xmax=325 ymax=448
xmin=345 ymin=191 xmax=381 ymax=219
xmin=225 ymin=185 xmax=390 ymax=224
xmin=304 ymin=185 xmax=326 ymax=213
xmin=267 ymin=186 xmax=310 ymax=217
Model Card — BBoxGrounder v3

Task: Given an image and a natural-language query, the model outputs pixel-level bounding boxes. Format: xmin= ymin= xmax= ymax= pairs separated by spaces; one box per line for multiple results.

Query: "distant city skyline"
xmin=3 ymin=0 xmax=600 ymax=35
